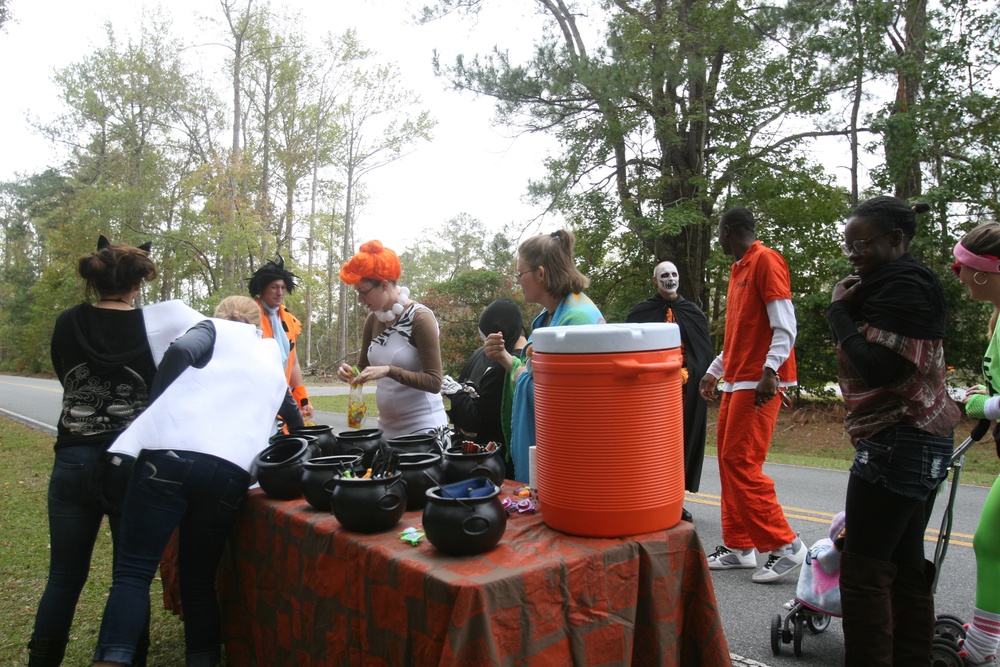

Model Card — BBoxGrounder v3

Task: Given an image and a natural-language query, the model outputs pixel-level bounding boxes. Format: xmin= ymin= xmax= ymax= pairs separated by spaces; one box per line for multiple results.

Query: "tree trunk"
xmin=884 ymin=0 xmax=926 ymax=200
xmin=337 ymin=158 xmax=356 ymax=367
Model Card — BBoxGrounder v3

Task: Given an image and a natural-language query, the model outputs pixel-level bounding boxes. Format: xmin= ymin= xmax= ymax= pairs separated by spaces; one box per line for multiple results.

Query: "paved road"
xmin=2 ymin=374 xmax=991 ymax=666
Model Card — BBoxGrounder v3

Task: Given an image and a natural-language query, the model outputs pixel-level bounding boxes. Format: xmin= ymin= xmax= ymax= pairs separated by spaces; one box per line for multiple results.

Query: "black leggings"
xmin=843 ymin=473 xmax=934 ymax=570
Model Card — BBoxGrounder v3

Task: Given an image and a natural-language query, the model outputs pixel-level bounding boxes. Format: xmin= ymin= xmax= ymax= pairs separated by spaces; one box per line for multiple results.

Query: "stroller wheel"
xmin=792 ymin=614 xmax=804 ymax=657
xmin=934 ymin=614 xmax=967 ymax=646
xmin=930 ymin=637 xmax=964 ymax=667
xmin=807 ymin=613 xmax=831 ymax=634
xmin=770 ymin=613 xmax=782 ymax=656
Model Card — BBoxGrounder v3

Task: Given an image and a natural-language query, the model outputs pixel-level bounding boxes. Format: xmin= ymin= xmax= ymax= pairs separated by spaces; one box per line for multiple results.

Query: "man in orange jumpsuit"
xmin=698 ymin=207 xmax=804 ymax=583
xmin=249 ymin=255 xmax=314 ymax=422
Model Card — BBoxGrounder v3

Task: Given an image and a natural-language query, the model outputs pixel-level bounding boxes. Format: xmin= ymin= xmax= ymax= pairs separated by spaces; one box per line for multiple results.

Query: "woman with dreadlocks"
xmin=248 ymin=255 xmax=314 ymax=421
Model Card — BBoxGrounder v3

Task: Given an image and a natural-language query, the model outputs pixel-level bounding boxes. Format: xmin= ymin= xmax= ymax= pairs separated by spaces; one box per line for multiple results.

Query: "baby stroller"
xmin=770 ymin=513 xmax=844 ymax=657
xmin=928 ymin=419 xmax=992 ymax=666
xmin=769 ymin=419 xmax=991 ymax=660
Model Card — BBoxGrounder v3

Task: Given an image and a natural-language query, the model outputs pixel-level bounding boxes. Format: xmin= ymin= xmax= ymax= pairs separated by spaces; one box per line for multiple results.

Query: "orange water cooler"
xmin=531 ymin=323 xmax=684 ymax=537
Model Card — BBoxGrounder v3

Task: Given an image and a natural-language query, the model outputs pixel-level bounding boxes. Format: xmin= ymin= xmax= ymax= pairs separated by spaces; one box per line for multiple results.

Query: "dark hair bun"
xmin=912 ymin=202 xmax=931 ymax=214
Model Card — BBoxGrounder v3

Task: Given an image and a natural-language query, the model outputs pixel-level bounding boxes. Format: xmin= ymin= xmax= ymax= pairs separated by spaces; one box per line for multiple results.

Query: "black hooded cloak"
xmin=626 ymin=294 xmax=713 ymax=493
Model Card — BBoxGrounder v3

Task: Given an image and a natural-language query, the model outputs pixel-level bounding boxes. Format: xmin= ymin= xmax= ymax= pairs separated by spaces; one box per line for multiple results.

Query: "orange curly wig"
xmin=339 ymin=240 xmax=402 ymax=285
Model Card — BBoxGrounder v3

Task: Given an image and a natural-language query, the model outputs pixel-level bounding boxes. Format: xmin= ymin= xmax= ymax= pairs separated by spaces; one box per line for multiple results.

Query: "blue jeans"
xmin=845 ymin=425 xmax=953 ymax=570
xmin=31 ymin=445 xmax=122 ymax=645
xmin=94 ymin=450 xmax=250 ymax=667
xmin=850 ymin=425 xmax=952 ymax=500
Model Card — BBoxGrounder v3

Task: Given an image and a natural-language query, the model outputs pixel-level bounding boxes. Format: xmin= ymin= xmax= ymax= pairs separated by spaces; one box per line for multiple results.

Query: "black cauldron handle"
xmin=471 ymin=465 xmax=494 ymax=479
xmin=462 ymin=515 xmax=491 ymax=536
xmin=376 ymin=475 xmax=406 ymax=511
xmin=378 ymin=491 xmax=403 ymax=511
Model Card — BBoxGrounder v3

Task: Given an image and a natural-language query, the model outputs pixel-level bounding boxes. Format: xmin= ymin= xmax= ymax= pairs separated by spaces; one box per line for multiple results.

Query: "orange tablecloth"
xmin=163 ymin=484 xmax=729 ymax=666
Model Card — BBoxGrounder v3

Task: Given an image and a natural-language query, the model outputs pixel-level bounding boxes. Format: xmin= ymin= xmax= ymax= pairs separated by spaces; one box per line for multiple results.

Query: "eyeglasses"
xmin=355 ymin=283 xmax=379 ymax=298
xmin=840 ymin=229 xmax=896 ymax=256
xmin=512 ymin=267 xmax=534 ymax=281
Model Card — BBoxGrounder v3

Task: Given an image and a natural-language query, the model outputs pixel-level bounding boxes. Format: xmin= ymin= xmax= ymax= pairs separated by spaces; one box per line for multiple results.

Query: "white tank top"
xmin=368 ymin=304 xmax=447 ymax=439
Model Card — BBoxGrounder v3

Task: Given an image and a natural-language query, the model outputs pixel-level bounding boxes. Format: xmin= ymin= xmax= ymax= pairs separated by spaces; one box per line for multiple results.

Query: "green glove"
xmin=966 ymin=393 xmax=988 ymax=419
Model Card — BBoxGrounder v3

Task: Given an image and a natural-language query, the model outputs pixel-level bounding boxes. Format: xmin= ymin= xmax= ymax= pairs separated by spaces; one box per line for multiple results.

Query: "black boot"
xmin=132 ymin=629 xmax=150 ymax=667
xmin=890 ymin=560 xmax=936 ymax=666
xmin=840 ymin=552 xmax=897 ymax=667
xmin=27 ymin=637 xmax=67 ymax=667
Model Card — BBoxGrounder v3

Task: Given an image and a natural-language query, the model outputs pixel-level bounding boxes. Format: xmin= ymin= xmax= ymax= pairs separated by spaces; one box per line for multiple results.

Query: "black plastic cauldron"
xmin=386 ymin=432 xmax=442 ymax=455
xmin=290 ymin=424 xmax=337 ymax=456
xmin=255 ymin=437 xmax=311 ymax=500
xmin=422 ymin=477 xmax=506 ymax=556
xmin=334 ymin=428 xmax=384 ymax=467
xmin=441 ymin=445 xmax=506 ymax=486
xmin=330 ymin=472 xmax=407 ymax=533
xmin=396 ymin=452 xmax=443 ymax=511
xmin=269 ymin=433 xmax=321 ymax=461
xmin=301 ymin=454 xmax=364 ymax=511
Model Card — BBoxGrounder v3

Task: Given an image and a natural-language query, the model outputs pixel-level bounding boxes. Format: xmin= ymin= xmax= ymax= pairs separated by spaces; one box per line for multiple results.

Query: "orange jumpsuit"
xmin=717 ymin=241 xmax=797 ymax=552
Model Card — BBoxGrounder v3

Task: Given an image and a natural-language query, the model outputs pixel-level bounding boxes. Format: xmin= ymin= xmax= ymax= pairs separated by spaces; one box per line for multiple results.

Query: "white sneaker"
xmin=706 ymin=545 xmax=757 ymax=569
xmin=752 ymin=539 xmax=807 ymax=583
xmin=959 ymin=650 xmax=999 ymax=667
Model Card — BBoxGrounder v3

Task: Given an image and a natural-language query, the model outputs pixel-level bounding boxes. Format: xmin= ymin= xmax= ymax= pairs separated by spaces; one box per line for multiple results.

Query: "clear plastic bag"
xmin=347 ymin=382 xmax=368 ymax=429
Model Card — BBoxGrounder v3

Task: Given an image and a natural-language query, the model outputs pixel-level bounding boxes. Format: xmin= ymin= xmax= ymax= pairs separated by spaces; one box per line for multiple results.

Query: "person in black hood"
xmin=627 ymin=260 xmax=712 ymax=522
xmin=444 ymin=298 xmax=526 ymax=479
xmin=29 ymin=236 xmax=158 ymax=667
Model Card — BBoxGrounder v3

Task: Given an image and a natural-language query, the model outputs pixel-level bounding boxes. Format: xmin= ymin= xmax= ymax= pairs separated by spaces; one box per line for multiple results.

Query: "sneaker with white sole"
xmin=959 ymin=650 xmax=999 ymax=667
xmin=706 ymin=545 xmax=757 ymax=569
xmin=752 ymin=539 xmax=807 ymax=583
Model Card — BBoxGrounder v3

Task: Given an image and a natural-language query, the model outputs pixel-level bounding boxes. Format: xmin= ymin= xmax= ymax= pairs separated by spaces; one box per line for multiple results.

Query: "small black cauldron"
xmin=441 ymin=444 xmax=506 ymax=486
xmin=334 ymin=428 xmax=384 ymax=467
xmin=397 ymin=451 xmax=443 ymax=511
xmin=422 ymin=477 xmax=506 ymax=556
xmin=301 ymin=454 xmax=364 ymax=511
xmin=255 ymin=437 xmax=310 ymax=500
xmin=290 ymin=424 xmax=337 ymax=456
xmin=330 ymin=471 xmax=407 ymax=533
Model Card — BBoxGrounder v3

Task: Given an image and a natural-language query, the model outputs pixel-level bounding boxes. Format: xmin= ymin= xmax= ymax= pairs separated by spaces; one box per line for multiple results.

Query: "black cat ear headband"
xmin=97 ymin=234 xmax=152 ymax=253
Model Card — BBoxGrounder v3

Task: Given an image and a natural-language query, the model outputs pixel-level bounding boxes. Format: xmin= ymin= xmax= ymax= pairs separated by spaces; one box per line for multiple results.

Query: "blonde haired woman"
xmin=93 ymin=296 xmax=301 ymax=667
xmin=484 ymin=229 xmax=604 ymax=482
xmin=214 ymin=295 xmax=262 ymax=325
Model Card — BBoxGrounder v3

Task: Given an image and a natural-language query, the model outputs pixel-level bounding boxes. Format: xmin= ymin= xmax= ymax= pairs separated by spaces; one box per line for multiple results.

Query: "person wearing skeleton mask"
xmin=627 ymin=260 xmax=712 ymax=522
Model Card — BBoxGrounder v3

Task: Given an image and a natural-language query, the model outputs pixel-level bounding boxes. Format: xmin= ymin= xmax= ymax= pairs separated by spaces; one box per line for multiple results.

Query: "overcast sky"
xmin=0 ymin=0 xmax=563 ymax=252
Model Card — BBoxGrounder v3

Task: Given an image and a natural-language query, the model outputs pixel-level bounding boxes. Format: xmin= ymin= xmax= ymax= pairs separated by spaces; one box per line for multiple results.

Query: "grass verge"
xmin=706 ymin=402 xmax=999 ymax=488
xmin=0 ymin=418 xmax=187 ymax=666
xmin=311 ymin=394 xmax=379 ymax=418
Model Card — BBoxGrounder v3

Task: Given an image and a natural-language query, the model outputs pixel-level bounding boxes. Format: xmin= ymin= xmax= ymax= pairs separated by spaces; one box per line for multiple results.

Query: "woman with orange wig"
xmin=337 ymin=240 xmax=448 ymax=439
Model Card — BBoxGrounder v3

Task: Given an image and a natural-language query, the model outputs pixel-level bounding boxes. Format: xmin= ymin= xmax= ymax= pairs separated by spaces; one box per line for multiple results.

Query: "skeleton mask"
xmin=655 ymin=261 xmax=679 ymax=296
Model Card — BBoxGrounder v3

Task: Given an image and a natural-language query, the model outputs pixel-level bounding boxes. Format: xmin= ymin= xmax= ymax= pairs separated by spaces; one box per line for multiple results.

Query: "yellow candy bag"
xmin=347 ymin=366 xmax=368 ymax=429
